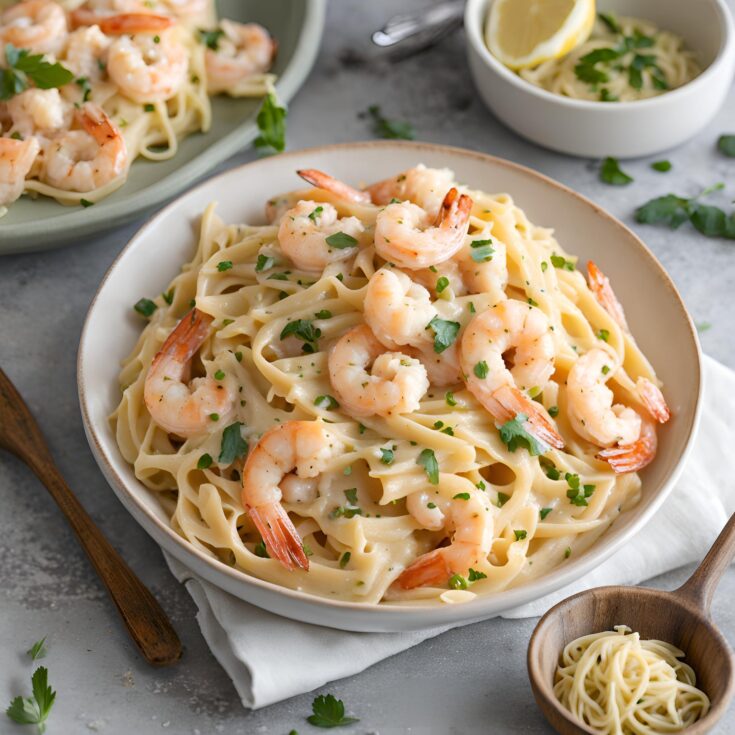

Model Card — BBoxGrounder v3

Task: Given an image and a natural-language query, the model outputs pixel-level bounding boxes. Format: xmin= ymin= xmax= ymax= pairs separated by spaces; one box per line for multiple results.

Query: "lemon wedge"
xmin=486 ymin=0 xmax=596 ymax=70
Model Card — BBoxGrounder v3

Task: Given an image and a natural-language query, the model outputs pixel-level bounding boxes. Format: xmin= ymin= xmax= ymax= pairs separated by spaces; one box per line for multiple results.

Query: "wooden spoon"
xmin=0 ymin=366 xmax=182 ymax=666
xmin=528 ymin=513 xmax=735 ymax=734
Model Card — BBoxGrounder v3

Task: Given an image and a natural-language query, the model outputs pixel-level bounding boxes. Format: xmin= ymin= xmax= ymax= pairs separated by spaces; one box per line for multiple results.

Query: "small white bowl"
xmin=465 ymin=0 xmax=735 ymax=158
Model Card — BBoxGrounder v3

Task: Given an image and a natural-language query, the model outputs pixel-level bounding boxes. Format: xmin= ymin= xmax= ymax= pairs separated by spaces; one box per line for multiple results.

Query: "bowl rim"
xmin=464 ymin=0 xmax=735 ymax=112
xmin=77 ymin=139 xmax=703 ymax=626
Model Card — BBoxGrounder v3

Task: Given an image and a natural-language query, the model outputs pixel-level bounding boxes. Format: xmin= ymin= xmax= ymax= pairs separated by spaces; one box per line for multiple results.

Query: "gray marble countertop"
xmin=1 ymin=1 xmax=734 ymax=733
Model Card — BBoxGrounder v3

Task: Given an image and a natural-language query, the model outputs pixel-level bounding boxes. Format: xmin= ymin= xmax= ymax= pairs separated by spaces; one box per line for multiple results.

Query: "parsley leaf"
xmin=325 ymin=232 xmax=358 ymax=249
xmin=499 ymin=413 xmax=549 ymax=456
xmin=473 ymin=360 xmax=489 ymax=379
xmin=307 ymin=693 xmax=359 ymax=727
xmin=27 ymin=638 xmax=47 ymax=661
xmin=280 ymin=319 xmax=321 ymax=348
xmin=339 ymin=551 xmax=351 ymax=568
xmin=197 ymin=453 xmax=213 ymax=470
xmin=539 ymin=507 xmax=553 ymax=520
xmin=600 ymin=157 xmax=633 ymax=186
xmin=635 ymin=193 xmax=691 ymax=229
xmin=651 ymin=160 xmax=672 ymax=172
xmin=379 ymin=447 xmax=394 ymax=465
xmin=217 ymin=260 xmax=233 ymax=272
xmin=718 ymin=134 xmax=735 ymax=157
xmin=435 ymin=276 xmax=450 ymax=293
xmin=0 ymin=44 xmax=73 ymax=101
xmin=426 ymin=316 xmax=460 ymax=354
xmin=134 ymin=297 xmax=157 ymax=318
xmin=417 ymin=448 xmax=439 ymax=484
xmin=566 ymin=473 xmax=596 ymax=506
xmin=6 ymin=666 xmax=56 ymax=733
xmin=470 ymin=238 xmax=495 ymax=263
xmin=198 ymin=28 xmax=225 ymax=50
xmin=444 ymin=391 xmax=457 ymax=407
xmin=254 ymin=92 xmax=287 ymax=154
xmin=514 ymin=529 xmax=528 ymax=541
xmin=364 ymin=104 xmax=415 ymax=140
xmin=344 ymin=488 xmax=359 ymax=506
xmin=218 ymin=422 xmax=248 ymax=465
xmin=255 ymin=254 xmax=276 ymax=272
xmin=314 ymin=394 xmax=339 ymax=410
xmin=308 ymin=205 xmax=324 ymax=223
xmin=598 ymin=12 xmax=622 ymax=34
xmin=468 ymin=568 xmax=487 ymax=582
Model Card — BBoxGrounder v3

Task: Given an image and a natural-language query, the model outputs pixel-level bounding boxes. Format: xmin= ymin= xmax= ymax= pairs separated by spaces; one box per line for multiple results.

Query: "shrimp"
xmin=0 ymin=0 xmax=67 ymax=56
xmin=277 ymin=200 xmax=365 ymax=272
xmin=587 ymin=260 xmax=629 ymax=331
xmin=0 ymin=136 xmax=40 ymax=206
xmin=567 ymin=348 xmax=670 ymax=472
xmin=456 ymin=235 xmax=508 ymax=302
xmin=204 ymin=20 xmax=275 ymax=95
xmin=297 ymin=169 xmax=372 ymax=205
xmin=107 ymin=28 xmax=187 ymax=103
xmin=328 ymin=324 xmax=429 ymax=417
xmin=242 ymin=421 xmax=342 ymax=570
xmin=143 ymin=308 xmax=235 ymax=437
xmin=366 ymin=164 xmax=455 ymax=218
xmin=42 ymin=103 xmax=128 ymax=192
xmin=6 ymin=89 xmax=68 ymax=139
xmin=363 ymin=267 xmax=435 ymax=351
xmin=374 ymin=188 xmax=473 ymax=270
xmin=460 ymin=299 xmax=563 ymax=450
xmin=62 ymin=25 xmax=111 ymax=80
xmin=70 ymin=8 xmax=174 ymax=35
xmin=397 ymin=478 xmax=493 ymax=589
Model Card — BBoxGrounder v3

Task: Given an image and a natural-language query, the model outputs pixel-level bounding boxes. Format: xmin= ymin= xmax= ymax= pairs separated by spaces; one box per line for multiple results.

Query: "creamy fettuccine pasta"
xmin=112 ymin=165 xmax=671 ymax=605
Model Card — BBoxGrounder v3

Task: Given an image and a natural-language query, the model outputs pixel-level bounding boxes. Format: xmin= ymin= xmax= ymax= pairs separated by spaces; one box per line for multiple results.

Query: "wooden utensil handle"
xmin=27 ymin=455 xmax=182 ymax=666
xmin=675 ymin=512 xmax=735 ymax=615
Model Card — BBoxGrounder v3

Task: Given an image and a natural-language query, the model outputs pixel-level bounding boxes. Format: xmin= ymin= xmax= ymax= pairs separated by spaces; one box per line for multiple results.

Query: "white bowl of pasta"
xmin=465 ymin=0 xmax=735 ymax=158
xmin=78 ymin=141 xmax=702 ymax=632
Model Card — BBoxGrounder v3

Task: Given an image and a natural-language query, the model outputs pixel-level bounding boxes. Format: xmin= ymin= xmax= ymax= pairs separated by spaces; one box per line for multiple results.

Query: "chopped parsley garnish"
xmin=218 ymin=422 xmax=248 ymax=465
xmin=6 ymin=666 xmax=56 ymax=733
xmin=314 ymin=394 xmax=339 ymax=411
xmin=254 ymin=92 xmax=287 ymax=154
xmin=308 ymin=205 xmax=324 ymax=223
xmin=217 ymin=260 xmax=233 ymax=272
xmin=453 ymin=492 xmax=470 ymax=500
xmin=379 ymin=447 xmax=395 ymax=465
xmin=0 ymin=44 xmax=74 ymax=101
xmin=426 ymin=316 xmax=460 ymax=354
xmin=473 ymin=360 xmax=489 ymax=379
xmin=564 ymin=547 xmax=572 ymax=559
xmin=427 ymin=502 xmax=436 ymax=509
xmin=566 ymin=473 xmax=596 ymax=507
xmin=162 ymin=288 xmax=175 ymax=305
xmin=598 ymin=12 xmax=622 ymax=34
xmin=214 ymin=369 xmax=225 ymax=380
xmin=254 ymin=540 xmax=269 ymax=558
xmin=314 ymin=309 xmax=332 ymax=319
xmin=198 ymin=28 xmax=225 ymax=50
xmin=143 ymin=102 xmax=155 ymax=112
xmin=496 ymin=492 xmax=510 ymax=507
xmin=513 ymin=529 xmax=527 ymax=541
xmin=539 ymin=507 xmax=553 ymax=521
xmin=548 ymin=406 xmax=559 ymax=418
xmin=445 ymin=391 xmax=457 ymax=407
xmin=133 ymin=297 xmax=157 ymax=318
xmin=197 ymin=453 xmax=213 ymax=470
xmin=499 ymin=413 xmax=549 ymax=456
xmin=545 ymin=464 xmax=561 ymax=481
xmin=651 ymin=160 xmax=672 ymax=172
xmin=339 ymin=552 xmax=351 ymax=569
xmin=255 ymin=254 xmax=276 ymax=272
xmin=435 ymin=276 xmax=450 ymax=293
xmin=636 ymin=183 xmax=735 ymax=240
xmin=599 ymin=88 xmax=618 ymax=102
xmin=363 ymin=104 xmax=415 ymax=140
xmin=697 ymin=321 xmax=712 ymax=333
xmin=417 ymin=448 xmax=439 ymax=484
xmin=280 ymin=319 xmax=321 ymax=350
xmin=325 ymin=231 xmax=358 ymax=249
xmin=468 ymin=568 xmax=487 ymax=582
xmin=344 ymin=488 xmax=359 ymax=506
xmin=597 ymin=328 xmax=610 ymax=342
xmin=75 ymin=76 xmax=91 ymax=102
xmin=718 ymin=135 xmax=735 ymax=157
xmin=600 ymin=157 xmax=633 ymax=186
xmin=601 ymin=364 xmax=610 ymax=375
xmin=330 ymin=505 xmax=363 ymax=519
xmin=470 ymin=238 xmax=495 ymax=263
xmin=550 ymin=254 xmax=575 ymax=271
xmin=448 ymin=573 xmax=467 ymax=590
xmin=80 ymin=198 xmax=94 ymax=208
xmin=27 ymin=638 xmax=47 ymax=662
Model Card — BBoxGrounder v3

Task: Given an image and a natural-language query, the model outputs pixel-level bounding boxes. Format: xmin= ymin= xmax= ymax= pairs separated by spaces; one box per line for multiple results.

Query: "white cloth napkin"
xmin=164 ymin=354 xmax=735 ymax=710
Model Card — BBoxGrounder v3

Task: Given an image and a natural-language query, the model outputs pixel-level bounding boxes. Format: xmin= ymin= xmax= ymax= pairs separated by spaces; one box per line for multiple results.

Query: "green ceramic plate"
xmin=0 ymin=0 xmax=326 ymax=254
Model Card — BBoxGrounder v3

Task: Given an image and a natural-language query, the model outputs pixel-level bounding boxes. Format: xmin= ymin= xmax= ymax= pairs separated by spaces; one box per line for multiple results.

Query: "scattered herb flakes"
xmin=198 ymin=28 xmax=225 ymax=50
xmin=566 ymin=473 xmax=596 ymax=507
xmin=254 ymin=540 xmax=269 ymax=558
xmin=27 ymin=638 xmax=47 ymax=662
xmin=564 ymin=546 xmax=572 ymax=559
xmin=473 ymin=360 xmax=489 ymax=379
xmin=550 ymin=254 xmax=575 ymax=271
xmin=162 ymin=287 xmax=175 ymax=305
xmin=280 ymin=319 xmax=321 ymax=349
xmin=379 ymin=447 xmax=394 ymax=465
xmin=453 ymin=492 xmax=470 ymax=500
xmin=427 ymin=316 xmax=460 ymax=354
xmin=6 ymin=666 xmax=56 ymax=733
xmin=435 ymin=276 xmax=450 ymax=294
xmin=217 ymin=260 xmax=233 ymax=272
xmin=339 ymin=551 xmax=351 ymax=569
xmin=539 ymin=507 xmax=553 ymax=521
xmin=513 ymin=529 xmax=528 ymax=541
xmin=499 ymin=413 xmax=549 ymax=456
xmin=470 ymin=238 xmax=495 ymax=263
xmin=496 ymin=491 xmax=510 ymax=507
xmin=325 ymin=232 xmax=358 ymax=249
xmin=255 ymin=254 xmax=276 ymax=272
xmin=597 ymin=328 xmax=610 ymax=342
xmin=214 ymin=369 xmax=225 ymax=380
xmin=445 ymin=391 xmax=457 ymax=407
xmin=468 ymin=568 xmax=487 ymax=582
xmin=651 ymin=160 xmax=672 ymax=172
xmin=600 ymin=157 xmax=634 ymax=186
xmin=254 ymin=92 xmax=287 ymax=154
xmin=218 ymin=422 xmax=248 ymax=465
xmin=308 ymin=205 xmax=324 ymax=223
xmin=548 ymin=406 xmax=559 ymax=418
xmin=448 ymin=573 xmax=467 ymax=590
xmin=133 ymin=297 xmax=157 ymax=318
xmin=314 ymin=394 xmax=339 ymax=411
xmin=344 ymin=488 xmax=359 ymax=506
xmin=363 ymin=104 xmax=415 ymax=140
xmin=197 ymin=453 xmax=213 ymax=470
xmin=80 ymin=198 xmax=94 ymax=208
xmin=718 ymin=134 xmax=735 ymax=157
xmin=417 ymin=448 xmax=439 ymax=484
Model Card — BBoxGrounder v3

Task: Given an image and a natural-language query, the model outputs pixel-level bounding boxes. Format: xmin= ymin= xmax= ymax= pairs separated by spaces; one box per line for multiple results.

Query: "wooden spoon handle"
xmin=675 ymin=512 xmax=735 ymax=615
xmin=27 ymin=456 xmax=182 ymax=666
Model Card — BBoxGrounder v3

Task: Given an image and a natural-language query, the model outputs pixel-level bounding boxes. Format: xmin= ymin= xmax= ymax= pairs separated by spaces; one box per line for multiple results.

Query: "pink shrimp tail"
xmin=71 ymin=9 xmax=174 ymax=34
xmin=296 ymin=169 xmax=372 ymax=204
xmin=248 ymin=503 xmax=309 ymax=571
xmin=395 ymin=548 xmax=452 ymax=590
xmin=78 ymin=103 xmax=122 ymax=145
xmin=489 ymin=384 xmax=565 ymax=451
xmin=587 ymin=261 xmax=628 ymax=331
xmin=436 ymin=187 xmax=473 ymax=229
xmin=151 ymin=308 xmax=213 ymax=371
xmin=636 ymin=377 xmax=671 ymax=424
xmin=597 ymin=422 xmax=657 ymax=473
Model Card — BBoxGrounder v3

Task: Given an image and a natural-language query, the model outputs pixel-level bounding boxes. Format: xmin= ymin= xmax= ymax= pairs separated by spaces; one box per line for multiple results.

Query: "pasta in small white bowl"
xmin=465 ymin=0 xmax=735 ymax=158
xmin=78 ymin=142 xmax=701 ymax=632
